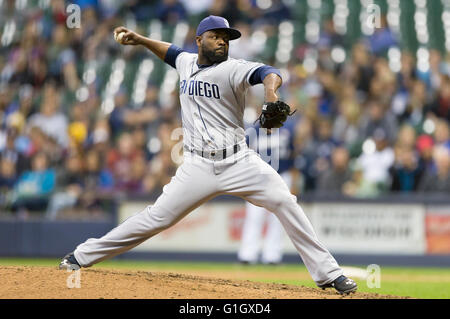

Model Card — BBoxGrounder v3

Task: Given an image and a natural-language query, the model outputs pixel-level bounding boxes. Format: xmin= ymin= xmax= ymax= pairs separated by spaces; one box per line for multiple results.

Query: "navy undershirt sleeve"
xmin=164 ymin=44 xmax=184 ymax=69
xmin=249 ymin=65 xmax=282 ymax=86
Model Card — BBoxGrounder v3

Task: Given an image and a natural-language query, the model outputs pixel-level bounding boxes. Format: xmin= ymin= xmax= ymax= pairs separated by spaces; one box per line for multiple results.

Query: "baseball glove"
xmin=255 ymin=100 xmax=296 ymax=129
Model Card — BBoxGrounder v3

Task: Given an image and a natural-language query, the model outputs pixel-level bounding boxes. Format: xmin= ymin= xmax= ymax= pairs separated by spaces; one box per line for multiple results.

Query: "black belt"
xmin=184 ymin=144 xmax=241 ymax=160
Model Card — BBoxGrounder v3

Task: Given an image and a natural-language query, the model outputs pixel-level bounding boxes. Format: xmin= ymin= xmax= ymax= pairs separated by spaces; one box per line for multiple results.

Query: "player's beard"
xmin=202 ymin=44 xmax=228 ymax=64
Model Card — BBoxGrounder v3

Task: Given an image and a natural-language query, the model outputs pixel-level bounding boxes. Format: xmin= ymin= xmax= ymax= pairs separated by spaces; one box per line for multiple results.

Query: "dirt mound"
xmin=0 ymin=266 xmax=404 ymax=299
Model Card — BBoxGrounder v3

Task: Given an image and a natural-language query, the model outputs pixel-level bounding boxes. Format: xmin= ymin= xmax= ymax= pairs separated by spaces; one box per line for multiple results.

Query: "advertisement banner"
xmin=308 ymin=203 xmax=426 ymax=254
xmin=119 ymin=201 xmax=427 ymax=255
xmin=426 ymin=207 xmax=450 ymax=254
xmin=119 ymin=201 xmax=246 ymax=252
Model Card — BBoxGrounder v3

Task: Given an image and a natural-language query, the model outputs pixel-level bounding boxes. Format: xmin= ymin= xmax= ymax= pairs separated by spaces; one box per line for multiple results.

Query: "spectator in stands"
xmin=22 ymin=126 xmax=46 ymax=158
xmin=145 ymin=148 xmax=178 ymax=195
xmin=26 ymin=82 xmax=69 ymax=149
xmin=428 ymin=75 xmax=450 ymax=121
xmin=316 ymin=68 xmax=340 ymax=116
xmin=293 ymin=116 xmax=314 ymax=192
xmin=28 ymin=56 xmax=49 ymax=89
xmin=396 ymin=124 xmax=417 ymax=150
xmin=301 ymin=79 xmax=324 ymax=123
xmin=4 ymin=84 xmax=35 ymax=121
xmin=397 ymin=51 xmax=417 ymax=93
xmin=365 ymin=15 xmax=397 ymax=56
xmin=397 ymin=80 xmax=429 ymax=132
xmin=229 ymin=22 xmax=261 ymax=60
xmin=45 ymin=153 xmax=84 ymax=220
xmin=354 ymin=128 xmax=395 ymax=196
xmin=143 ymin=84 xmax=161 ymax=109
xmin=418 ymin=146 xmax=450 ymax=193
xmin=98 ymin=0 xmax=123 ymax=19
xmin=0 ymin=84 xmax=14 ymax=113
xmin=0 ymin=152 xmax=16 ymax=208
xmin=0 ymin=128 xmax=29 ymax=177
xmin=318 ymin=18 xmax=346 ymax=50
xmin=50 ymin=0 xmax=68 ymax=25
xmin=314 ymin=117 xmax=338 ymax=162
xmin=9 ymin=50 xmax=29 ymax=85
xmin=298 ymin=117 xmax=338 ymax=191
xmin=84 ymin=149 xmax=114 ymax=193
xmin=390 ymin=146 xmax=422 ymax=192
xmin=371 ymin=57 xmax=397 ymax=106
xmin=22 ymin=126 xmax=63 ymax=165
xmin=207 ymin=0 xmax=242 ymax=26
xmin=261 ymin=0 xmax=291 ymax=24
xmin=10 ymin=152 xmax=56 ymax=216
xmin=142 ymin=120 xmax=181 ymax=194
xmin=18 ymin=85 xmax=35 ymax=117
xmin=0 ymin=156 xmax=17 ymax=192
xmin=156 ymin=0 xmax=187 ymax=25
xmin=107 ymin=132 xmax=143 ymax=193
xmin=109 ymin=90 xmax=159 ymax=138
xmin=344 ymin=42 xmax=374 ymax=97
xmin=127 ymin=154 xmax=149 ymax=194
xmin=78 ymin=149 xmax=114 ymax=213
xmin=359 ymin=99 xmax=398 ymax=144
xmin=132 ymin=126 xmax=151 ymax=160
xmin=47 ymin=24 xmax=80 ymax=90
xmin=332 ymin=97 xmax=362 ymax=149
xmin=73 ymin=0 xmax=99 ymax=11
xmin=428 ymin=49 xmax=445 ymax=92
xmin=416 ymin=134 xmax=435 ymax=173
xmin=182 ymin=27 xmax=199 ymax=53
xmin=180 ymin=0 xmax=212 ymax=17
xmin=316 ymin=147 xmax=352 ymax=194
xmin=109 ymin=90 xmax=131 ymax=136
xmin=88 ymin=118 xmax=112 ymax=157
xmin=433 ymin=119 xmax=450 ymax=151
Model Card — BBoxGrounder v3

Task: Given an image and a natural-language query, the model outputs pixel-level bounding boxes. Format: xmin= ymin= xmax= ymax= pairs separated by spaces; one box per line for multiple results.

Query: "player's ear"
xmin=195 ymin=36 xmax=202 ymax=47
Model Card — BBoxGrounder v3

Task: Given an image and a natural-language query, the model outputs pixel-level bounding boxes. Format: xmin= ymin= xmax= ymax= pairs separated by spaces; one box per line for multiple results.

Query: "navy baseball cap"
xmin=196 ymin=15 xmax=241 ymax=40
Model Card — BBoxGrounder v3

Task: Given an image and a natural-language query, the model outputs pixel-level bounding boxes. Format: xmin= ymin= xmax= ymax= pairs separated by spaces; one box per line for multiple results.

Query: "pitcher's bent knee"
xmin=264 ymin=191 xmax=297 ymax=213
xmin=146 ymin=205 xmax=185 ymax=234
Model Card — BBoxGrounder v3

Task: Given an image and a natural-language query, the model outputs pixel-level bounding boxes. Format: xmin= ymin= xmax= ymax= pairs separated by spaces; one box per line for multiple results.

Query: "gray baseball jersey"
xmin=175 ymin=51 xmax=263 ymax=150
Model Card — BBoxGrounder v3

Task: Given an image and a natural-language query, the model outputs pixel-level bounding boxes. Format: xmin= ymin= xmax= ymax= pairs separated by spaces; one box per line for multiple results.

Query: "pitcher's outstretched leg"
xmin=60 ymin=158 xmax=219 ymax=268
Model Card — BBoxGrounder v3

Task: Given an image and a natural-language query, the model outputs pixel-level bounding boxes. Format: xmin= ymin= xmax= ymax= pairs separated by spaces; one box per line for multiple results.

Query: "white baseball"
xmin=115 ymin=32 xmax=126 ymax=44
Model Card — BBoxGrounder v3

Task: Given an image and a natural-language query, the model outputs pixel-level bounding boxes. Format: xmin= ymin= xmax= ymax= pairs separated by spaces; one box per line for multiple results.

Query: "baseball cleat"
xmin=59 ymin=252 xmax=81 ymax=270
xmin=318 ymin=275 xmax=357 ymax=295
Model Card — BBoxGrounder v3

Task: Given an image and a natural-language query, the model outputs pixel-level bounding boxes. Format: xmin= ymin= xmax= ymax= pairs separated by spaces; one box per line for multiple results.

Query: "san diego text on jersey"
xmin=179 ymin=79 xmax=221 ymax=99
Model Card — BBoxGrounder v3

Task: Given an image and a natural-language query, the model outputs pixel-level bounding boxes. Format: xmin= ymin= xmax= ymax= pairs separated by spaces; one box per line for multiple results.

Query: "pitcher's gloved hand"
xmin=255 ymin=100 xmax=296 ymax=129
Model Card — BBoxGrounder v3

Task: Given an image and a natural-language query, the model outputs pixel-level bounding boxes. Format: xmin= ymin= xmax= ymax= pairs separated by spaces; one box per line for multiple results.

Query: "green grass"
xmin=1 ymin=258 xmax=449 ymax=299
xmin=260 ymin=279 xmax=450 ymax=299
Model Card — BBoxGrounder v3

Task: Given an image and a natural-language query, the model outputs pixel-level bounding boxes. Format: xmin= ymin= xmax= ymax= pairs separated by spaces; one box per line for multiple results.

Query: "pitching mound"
xmin=0 ymin=266 xmax=404 ymax=299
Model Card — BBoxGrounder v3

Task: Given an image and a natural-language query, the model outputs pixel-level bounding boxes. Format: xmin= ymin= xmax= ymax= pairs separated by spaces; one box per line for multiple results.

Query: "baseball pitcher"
xmin=59 ymin=16 xmax=357 ymax=294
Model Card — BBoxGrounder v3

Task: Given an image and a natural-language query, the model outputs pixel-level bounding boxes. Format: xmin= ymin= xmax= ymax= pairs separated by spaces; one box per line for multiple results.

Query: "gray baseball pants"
xmin=73 ymin=145 xmax=343 ymax=285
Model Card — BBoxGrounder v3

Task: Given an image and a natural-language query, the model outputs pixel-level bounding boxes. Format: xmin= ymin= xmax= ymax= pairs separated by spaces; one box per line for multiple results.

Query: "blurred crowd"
xmin=0 ymin=0 xmax=449 ymax=218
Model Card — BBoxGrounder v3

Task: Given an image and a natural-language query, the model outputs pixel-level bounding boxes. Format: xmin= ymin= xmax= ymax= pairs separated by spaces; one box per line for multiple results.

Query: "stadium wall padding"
xmin=0 ymin=220 xmax=115 ymax=257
